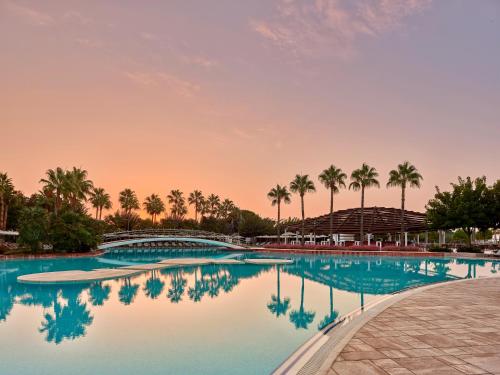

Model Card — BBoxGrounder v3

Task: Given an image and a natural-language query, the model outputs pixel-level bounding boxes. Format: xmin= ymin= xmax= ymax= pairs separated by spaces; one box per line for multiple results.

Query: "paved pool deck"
xmin=329 ymin=277 xmax=500 ymax=375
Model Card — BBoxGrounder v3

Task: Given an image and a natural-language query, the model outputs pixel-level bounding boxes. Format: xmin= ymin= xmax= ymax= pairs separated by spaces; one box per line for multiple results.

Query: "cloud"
xmin=124 ymin=71 xmax=201 ymax=98
xmin=5 ymin=1 xmax=54 ymax=26
xmin=251 ymin=0 xmax=432 ymax=58
xmin=75 ymin=38 xmax=102 ymax=48
xmin=139 ymin=32 xmax=158 ymax=41
xmin=181 ymin=55 xmax=219 ymax=69
xmin=63 ymin=11 xmax=91 ymax=25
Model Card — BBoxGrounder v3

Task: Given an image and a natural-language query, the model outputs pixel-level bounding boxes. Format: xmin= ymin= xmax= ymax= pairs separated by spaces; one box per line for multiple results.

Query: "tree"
xmin=0 ymin=172 xmax=14 ymax=230
xmin=267 ymin=184 xmax=291 ymax=244
xmin=387 ymin=161 xmax=423 ymax=245
xmin=427 ymin=176 xmax=491 ymax=247
xmin=188 ymin=190 xmax=205 ymax=222
xmin=290 ymin=174 xmax=316 ymax=245
xmin=49 ymin=210 xmax=99 ymax=252
xmin=89 ymin=187 xmax=112 ymax=220
xmin=143 ymin=194 xmax=165 ymax=224
xmin=40 ymin=167 xmax=66 ymax=215
xmin=64 ymin=167 xmax=93 ymax=210
xmin=18 ymin=207 xmax=49 ymax=252
xmin=167 ymin=190 xmax=187 ymax=221
xmin=118 ymin=188 xmax=140 ymax=231
xmin=349 ymin=164 xmax=380 ymax=242
xmin=318 ymin=166 xmax=347 ymax=242
xmin=237 ymin=210 xmax=275 ymax=237
xmin=206 ymin=194 xmax=221 ymax=218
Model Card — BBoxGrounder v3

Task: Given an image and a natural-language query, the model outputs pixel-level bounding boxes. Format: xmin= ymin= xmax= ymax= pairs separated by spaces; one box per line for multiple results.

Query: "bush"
xmin=456 ymin=246 xmax=483 ymax=253
xmin=428 ymin=246 xmax=452 ymax=252
xmin=49 ymin=210 xmax=100 ymax=252
xmin=17 ymin=207 xmax=49 ymax=252
xmin=382 ymin=246 xmax=424 ymax=252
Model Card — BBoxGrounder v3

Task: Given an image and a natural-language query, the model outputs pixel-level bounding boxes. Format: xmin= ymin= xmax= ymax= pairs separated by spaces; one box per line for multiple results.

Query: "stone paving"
xmin=330 ymin=278 xmax=500 ymax=375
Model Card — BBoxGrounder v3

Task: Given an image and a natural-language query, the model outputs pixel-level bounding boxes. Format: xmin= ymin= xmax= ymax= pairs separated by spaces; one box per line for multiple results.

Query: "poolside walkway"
xmin=330 ymin=277 xmax=500 ymax=375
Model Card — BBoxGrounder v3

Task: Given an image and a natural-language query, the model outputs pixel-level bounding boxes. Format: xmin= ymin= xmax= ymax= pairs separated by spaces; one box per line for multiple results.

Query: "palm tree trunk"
xmin=360 ymin=187 xmax=365 ymax=242
xmin=0 ymin=200 xmax=4 ymax=230
xmin=329 ymin=187 xmax=334 ymax=242
xmin=300 ymin=195 xmax=305 ymax=246
xmin=0 ymin=199 xmax=4 ymax=230
xmin=195 ymin=206 xmax=198 ymax=223
xmin=277 ymin=200 xmax=281 ymax=244
xmin=401 ymin=185 xmax=406 ymax=246
xmin=95 ymin=208 xmax=98 ymax=219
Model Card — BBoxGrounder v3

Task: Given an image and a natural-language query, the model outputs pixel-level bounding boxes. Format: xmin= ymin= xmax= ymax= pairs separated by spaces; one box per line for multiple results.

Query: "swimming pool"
xmin=1 ymin=250 xmax=498 ymax=375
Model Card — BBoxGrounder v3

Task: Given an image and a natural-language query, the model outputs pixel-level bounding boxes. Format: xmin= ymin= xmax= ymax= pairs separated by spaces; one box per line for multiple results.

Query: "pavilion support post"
xmin=367 ymin=233 xmax=372 ymax=246
xmin=404 ymin=232 xmax=408 ymax=247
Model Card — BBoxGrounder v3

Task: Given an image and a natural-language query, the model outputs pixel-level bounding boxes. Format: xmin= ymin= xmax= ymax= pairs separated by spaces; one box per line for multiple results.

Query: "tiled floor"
xmin=330 ymin=278 xmax=500 ymax=375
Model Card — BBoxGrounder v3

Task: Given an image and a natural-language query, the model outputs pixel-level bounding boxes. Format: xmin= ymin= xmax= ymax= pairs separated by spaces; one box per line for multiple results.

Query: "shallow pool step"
xmin=17 ymin=257 xmax=293 ymax=284
xmin=17 ymin=268 xmax=143 ymax=285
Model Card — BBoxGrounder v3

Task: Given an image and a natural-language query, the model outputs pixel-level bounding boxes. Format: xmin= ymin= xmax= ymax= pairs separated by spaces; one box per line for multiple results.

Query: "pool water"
xmin=1 ymin=250 xmax=498 ymax=375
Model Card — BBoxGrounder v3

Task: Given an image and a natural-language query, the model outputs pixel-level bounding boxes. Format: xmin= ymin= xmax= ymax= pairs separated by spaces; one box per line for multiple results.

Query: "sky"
xmin=1 ymin=0 xmax=499 ymax=220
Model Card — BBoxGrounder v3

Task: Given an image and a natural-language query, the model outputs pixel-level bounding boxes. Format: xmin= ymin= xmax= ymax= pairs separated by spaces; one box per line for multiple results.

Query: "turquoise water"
xmin=1 ymin=250 xmax=498 ymax=375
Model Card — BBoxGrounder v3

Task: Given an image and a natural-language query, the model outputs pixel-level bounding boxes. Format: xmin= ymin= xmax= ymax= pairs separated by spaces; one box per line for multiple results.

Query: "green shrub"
xmin=49 ymin=210 xmax=99 ymax=252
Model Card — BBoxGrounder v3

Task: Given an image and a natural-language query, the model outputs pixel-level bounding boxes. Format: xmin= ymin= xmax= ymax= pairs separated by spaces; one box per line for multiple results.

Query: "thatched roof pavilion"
xmin=285 ymin=207 xmax=427 ymax=235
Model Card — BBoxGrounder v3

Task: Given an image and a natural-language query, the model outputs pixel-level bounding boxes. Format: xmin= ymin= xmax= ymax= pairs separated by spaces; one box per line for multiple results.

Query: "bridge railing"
xmin=102 ymin=229 xmax=243 ymax=244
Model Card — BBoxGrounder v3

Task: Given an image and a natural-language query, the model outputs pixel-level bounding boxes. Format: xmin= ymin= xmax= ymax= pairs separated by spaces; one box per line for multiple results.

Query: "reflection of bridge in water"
xmin=99 ymin=229 xmax=245 ymax=251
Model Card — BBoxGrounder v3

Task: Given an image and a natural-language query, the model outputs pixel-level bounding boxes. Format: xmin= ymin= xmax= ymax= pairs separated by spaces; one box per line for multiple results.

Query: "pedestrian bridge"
xmin=98 ymin=229 xmax=245 ymax=251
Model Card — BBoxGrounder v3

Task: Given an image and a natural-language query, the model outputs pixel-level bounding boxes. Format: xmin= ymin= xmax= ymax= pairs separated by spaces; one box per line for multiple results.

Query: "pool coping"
xmin=272 ymin=273 xmax=500 ymax=375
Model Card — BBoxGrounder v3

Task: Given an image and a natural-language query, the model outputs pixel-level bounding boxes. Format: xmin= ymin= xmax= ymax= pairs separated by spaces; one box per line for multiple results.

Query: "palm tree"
xmin=387 ymin=161 xmax=423 ymax=245
xmin=89 ymin=187 xmax=112 ymax=220
xmin=118 ymin=188 xmax=140 ymax=231
xmin=267 ymin=184 xmax=291 ymax=244
xmin=318 ymin=166 xmax=347 ymax=243
xmin=289 ymin=275 xmax=315 ymax=329
xmin=167 ymin=190 xmax=187 ymax=221
xmin=349 ymin=164 xmax=380 ymax=242
xmin=40 ymin=167 xmax=66 ymax=215
xmin=0 ymin=172 xmax=14 ymax=230
xmin=65 ymin=167 xmax=93 ymax=209
xmin=290 ymin=175 xmax=316 ymax=245
xmin=218 ymin=199 xmax=236 ymax=220
xmin=267 ymin=266 xmax=290 ymax=317
xmin=206 ymin=194 xmax=220 ymax=218
xmin=188 ymin=190 xmax=205 ymax=222
xmin=143 ymin=194 xmax=165 ymax=224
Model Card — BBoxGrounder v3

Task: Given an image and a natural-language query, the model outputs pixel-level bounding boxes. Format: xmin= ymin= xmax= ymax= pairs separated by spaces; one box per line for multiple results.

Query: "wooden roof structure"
xmin=285 ymin=207 xmax=427 ymax=235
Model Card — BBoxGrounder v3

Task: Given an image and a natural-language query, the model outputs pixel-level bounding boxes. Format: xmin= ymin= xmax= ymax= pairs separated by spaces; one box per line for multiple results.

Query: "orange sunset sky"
xmin=1 ymin=1 xmax=499 ymax=220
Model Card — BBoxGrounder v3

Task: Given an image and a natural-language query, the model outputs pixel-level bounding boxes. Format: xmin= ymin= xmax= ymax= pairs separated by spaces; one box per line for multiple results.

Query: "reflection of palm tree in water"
xmin=144 ymin=270 xmax=165 ymax=300
xmin=88 ymin=282 xmax=111 ymax=306
xmin=289 ymin=275 xmax=315 ymax=329
xmin=188 ymin=267 xmax=205 ymax=302
xmin=39 ymin=286 xmax=93 ymax=344
xmin=267 ymin=266 xmax=290 ymax=318
xmin=168 ymin=270 xmax=187 ymax=303
xmin=318 ymin=286 xmax=339 ymax=330
xmin=119 ymin=277 xmax=139 ymax=305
